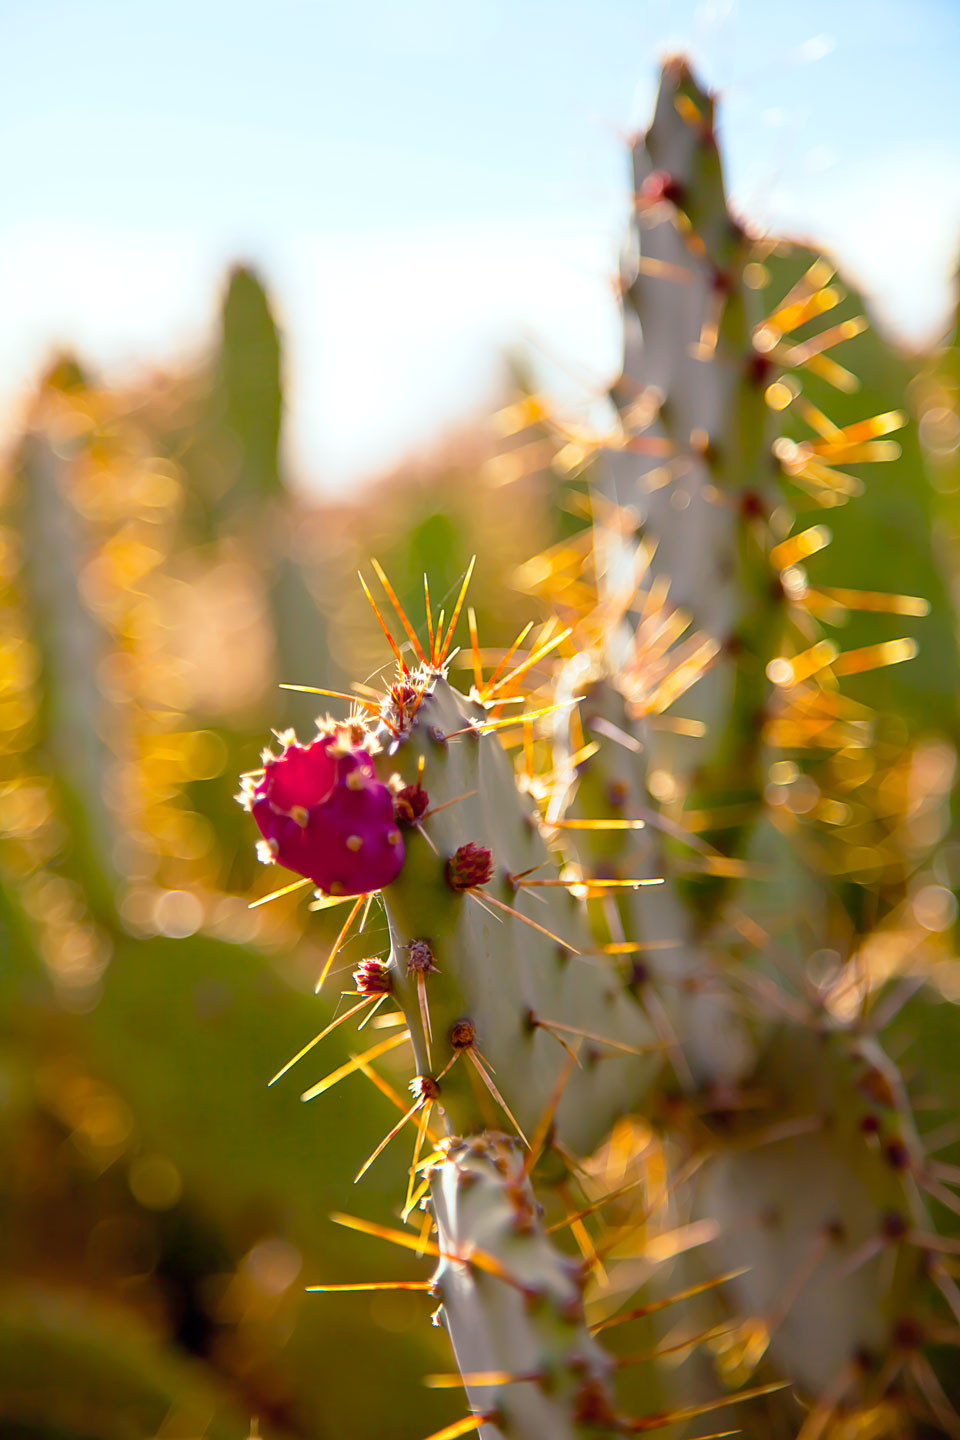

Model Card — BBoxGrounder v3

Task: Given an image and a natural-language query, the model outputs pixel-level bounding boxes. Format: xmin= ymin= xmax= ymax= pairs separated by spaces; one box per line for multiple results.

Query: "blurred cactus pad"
xmin=2 ymin=53 xmax=960 ymax=1440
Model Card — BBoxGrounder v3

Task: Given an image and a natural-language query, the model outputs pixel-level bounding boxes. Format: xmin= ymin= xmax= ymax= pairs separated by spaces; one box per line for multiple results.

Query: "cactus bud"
xmin=394 ymin=781 xmax=429 ymax=826
xmin=353 ymin=957 xmax=392 ymax=996
xmin=446 ymin=842 xmax=493 ymax=892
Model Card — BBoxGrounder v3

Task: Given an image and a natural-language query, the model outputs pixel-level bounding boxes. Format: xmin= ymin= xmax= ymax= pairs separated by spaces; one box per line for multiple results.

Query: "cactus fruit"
xmin=239 ymin=725 xmax=405 ymax=895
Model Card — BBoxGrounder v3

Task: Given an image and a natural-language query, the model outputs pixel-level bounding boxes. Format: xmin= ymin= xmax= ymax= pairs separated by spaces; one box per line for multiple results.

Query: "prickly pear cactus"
xmin=429 ymin=1134 xmax=614 ymax=1440
xmin=524 ymin=55 xmax=959 ymax=1439
xmin=238 ymin=599 xmax=662 ymax=1155
xmin=242 ymin=55 xmax=960 ymax=1440
xmin=241 ymin=573 xmax=795 ymax=1438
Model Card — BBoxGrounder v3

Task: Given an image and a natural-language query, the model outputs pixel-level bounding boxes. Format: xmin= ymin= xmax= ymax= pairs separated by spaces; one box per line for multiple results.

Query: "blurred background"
xmin=1 ymin=3 xmax=960 ymax=1437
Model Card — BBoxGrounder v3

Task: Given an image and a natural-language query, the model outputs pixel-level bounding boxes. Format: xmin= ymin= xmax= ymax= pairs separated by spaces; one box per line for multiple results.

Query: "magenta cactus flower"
xmin=242 ymin=731 xmax=405 ymax=896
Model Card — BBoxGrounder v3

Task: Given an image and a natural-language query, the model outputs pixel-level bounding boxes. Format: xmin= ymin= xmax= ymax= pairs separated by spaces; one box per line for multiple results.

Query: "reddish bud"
xmin=387 ymin=679 xmax=420 ymax=729
xmin=247 ymin=731 xmax=405 ymax=897
xmin=446 ymin=842 xmax=493 ymax=891
xmin=394 ymin=782 xmax=429 ymax=826
xmin=354 ymin=957 xmax=392 ymax=996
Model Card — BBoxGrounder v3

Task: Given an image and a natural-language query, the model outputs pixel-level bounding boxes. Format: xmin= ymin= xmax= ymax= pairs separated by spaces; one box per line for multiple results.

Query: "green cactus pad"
xmin=376 ymin=669 xmax=661 ymax=1156
xmin=429 ymin=1133 xmax=616 ymax=1439
xmin=696 ymin=1020 xmax=929 ymax=1404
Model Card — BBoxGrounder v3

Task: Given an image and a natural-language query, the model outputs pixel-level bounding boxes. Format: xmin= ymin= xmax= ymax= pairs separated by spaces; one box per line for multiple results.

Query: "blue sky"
xmin=2 ymin=0 xmax=959 ymax=489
